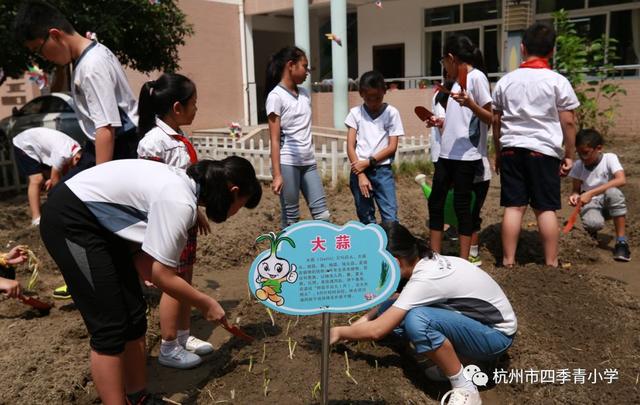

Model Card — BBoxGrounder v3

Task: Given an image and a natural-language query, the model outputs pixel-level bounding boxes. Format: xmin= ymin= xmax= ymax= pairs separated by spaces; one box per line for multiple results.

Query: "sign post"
xmin=248 ymin=221 xmax=400 ymax=403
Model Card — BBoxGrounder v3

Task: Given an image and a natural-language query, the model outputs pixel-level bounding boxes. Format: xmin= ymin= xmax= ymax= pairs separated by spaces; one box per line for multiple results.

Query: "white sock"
xmin=177 ymin=329 xmax=190 ymax=347
xmin=160 ymin=339 xmax=179 ymax=356
xmin=448 ymin=365 xmax=477 ymax=392
xmin=470 ymin=245 xmax=479 ymax=257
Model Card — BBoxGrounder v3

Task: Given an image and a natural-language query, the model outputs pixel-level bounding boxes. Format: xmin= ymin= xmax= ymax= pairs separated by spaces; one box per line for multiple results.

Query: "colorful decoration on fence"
xmin=229 ymin=122 xmax=242 ymax=139
xmin=325 ymin=33 xmax=342 ymax=46
xmin=149 ymin=0 xmax=161 ymax=4
xmin=27 ymin=65 xmax=48 ymax=90
xmin=248 ymin=221 xmax=401 ymax=316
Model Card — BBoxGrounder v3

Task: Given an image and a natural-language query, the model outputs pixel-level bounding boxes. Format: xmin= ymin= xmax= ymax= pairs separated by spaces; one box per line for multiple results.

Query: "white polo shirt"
xmin=344 ymin=104 xmax=404 ymax=165
xmin=12 ymin=127 xmax=81 ymax=170
xmin=137 ymin=117 xmax=193 ymax=170
xmin=569 ymin=153 xmax=624 ymax=193
xmin=66 ymin=159 xmax=198 ymax=268
xmin=71 ymin=42 xmax=139 ymax=141
xmin=430 ymin=93 xmax=446 ymax=163
xmin=393 ymin=255 xmax=517 ymax=336
xmin=439 ymin=69 xmax=492 ymax=161
xmin=492 ymin=68 xmax=580 ymax=159
xmin=266 ymin=85 xmax=315 ymax=166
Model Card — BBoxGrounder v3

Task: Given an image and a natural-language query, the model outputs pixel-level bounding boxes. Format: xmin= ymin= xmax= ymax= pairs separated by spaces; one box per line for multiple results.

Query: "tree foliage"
xmin=553 ymin=9 xmax=626 ymax=137
xmin=0 ymin=0 xmax=193 ymax=83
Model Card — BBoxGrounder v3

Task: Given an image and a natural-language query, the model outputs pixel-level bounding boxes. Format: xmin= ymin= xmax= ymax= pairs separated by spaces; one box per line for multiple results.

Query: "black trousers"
xmin=428 ymin=158 xmax=480 ymax=236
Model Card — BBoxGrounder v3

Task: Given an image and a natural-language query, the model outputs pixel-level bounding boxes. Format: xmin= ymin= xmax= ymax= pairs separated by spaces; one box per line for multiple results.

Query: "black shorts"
xmin=500 ymin=147 xmax=561 ymax=211
xmin=40 ymin=184 xmax=146 ymax=355
xmin=13 ymin=146 xmax=48 ymax=177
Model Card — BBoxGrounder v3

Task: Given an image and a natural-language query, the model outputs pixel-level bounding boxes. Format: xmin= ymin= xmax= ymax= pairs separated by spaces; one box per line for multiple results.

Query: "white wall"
xmin=356 ymin=0 xmax=459 ymax=77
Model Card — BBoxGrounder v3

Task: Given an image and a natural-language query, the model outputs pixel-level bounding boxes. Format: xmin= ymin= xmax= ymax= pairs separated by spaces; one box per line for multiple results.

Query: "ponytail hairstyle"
xmin=443 ymin=34 xmax=488 ymax=78
xmin=265 ymin=46 xmax=307 ymax=96
xmin=380 ymin=221 xmax=434 ymax=262
xmin=138 ymin=73 xmax=196 ymax=137
xmin=186 ymin=156 xmax=262 ymax=223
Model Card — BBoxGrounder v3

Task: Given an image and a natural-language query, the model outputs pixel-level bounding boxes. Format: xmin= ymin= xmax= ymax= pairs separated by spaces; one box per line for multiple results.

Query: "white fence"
xmin=0 ymin=145 xmax=25 ymax=193
xmin=191 ymin=133 xmax=430 ymax=188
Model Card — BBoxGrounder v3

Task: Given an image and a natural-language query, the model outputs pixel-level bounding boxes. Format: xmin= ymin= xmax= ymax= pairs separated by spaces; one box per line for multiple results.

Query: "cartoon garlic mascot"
xmin=255 ymin=232 xmax=298 ymax=306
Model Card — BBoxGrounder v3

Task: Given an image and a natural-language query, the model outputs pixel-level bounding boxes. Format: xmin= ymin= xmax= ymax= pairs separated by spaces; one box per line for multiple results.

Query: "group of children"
xmin=264 ymin=22 xmax=630 ymax=405
xmin=0 ymin=2 xmax=632 ymax=404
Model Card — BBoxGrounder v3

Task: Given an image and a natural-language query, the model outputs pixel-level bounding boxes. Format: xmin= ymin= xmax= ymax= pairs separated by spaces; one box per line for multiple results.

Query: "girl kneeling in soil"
xmin=39 ymin=157 xmax=261 ymax=405
xmin=330 ymin=223 xmax=517 ymax=405
xmin=137 ymin=73 xmax=213 ymax=369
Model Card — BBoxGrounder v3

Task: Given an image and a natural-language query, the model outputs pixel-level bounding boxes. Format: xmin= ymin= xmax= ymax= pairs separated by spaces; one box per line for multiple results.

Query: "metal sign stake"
xmin=321 ymin=312 xmax=331 ymax=405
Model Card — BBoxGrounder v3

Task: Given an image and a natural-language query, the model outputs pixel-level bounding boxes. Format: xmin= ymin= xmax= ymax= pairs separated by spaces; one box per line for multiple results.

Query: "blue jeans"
xmin=279 ymin=163 xmax=330 ymax=227
xmin=379 ymin=300 xmax=513 ymax=362
xmin=349 ymin=165 xmax=398 ymax=224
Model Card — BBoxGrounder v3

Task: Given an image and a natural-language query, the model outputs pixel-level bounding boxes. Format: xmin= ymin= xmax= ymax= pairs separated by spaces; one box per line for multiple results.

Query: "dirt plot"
xmin=0 ymin=136 xmax=638 ymax=404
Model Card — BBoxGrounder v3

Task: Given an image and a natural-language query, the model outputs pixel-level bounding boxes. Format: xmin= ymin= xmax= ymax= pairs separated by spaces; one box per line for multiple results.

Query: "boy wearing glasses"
xmin=15 ymin=0 xmax=139 ymax=172
xmin=15 ymin=0 xmax=139 ymax=301
xmin=568 ymin=129 xmax=630 ymax=262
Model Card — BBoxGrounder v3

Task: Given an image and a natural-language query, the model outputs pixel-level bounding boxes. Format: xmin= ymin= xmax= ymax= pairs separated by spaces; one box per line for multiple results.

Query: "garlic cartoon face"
xmin=254 ymin=232 xmax=297 ymax=306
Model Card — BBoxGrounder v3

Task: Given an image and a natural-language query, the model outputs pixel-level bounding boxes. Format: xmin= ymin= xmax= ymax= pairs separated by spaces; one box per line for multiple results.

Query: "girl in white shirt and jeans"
xmin=265 ymin=46 xmax=330 ymax=228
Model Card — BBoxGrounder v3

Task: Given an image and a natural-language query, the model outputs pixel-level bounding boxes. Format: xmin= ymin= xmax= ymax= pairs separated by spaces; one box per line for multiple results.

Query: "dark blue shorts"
xmin=500 ymin=147 xmax=561 ymax=211
xmin=13 ymin=146 xmax=48 ymax=177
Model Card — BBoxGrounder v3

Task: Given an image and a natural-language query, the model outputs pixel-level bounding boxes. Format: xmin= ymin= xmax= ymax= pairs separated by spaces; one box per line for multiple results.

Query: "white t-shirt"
xmin=137 ymin=117 xmax=193 ymax=170
xmin=439 ymin=69 xmax=492 ymax=161
xmin=492 ymin=68 xmax=580 ymax=159
xmin=430 ymin=93 xmax=446 ymax=163
xmin=66 ymin=159 xmax=198 ymax=268
xmin=12 ymin=127 xmax=81 ymax=170
xmin=393 ymin=255 xmax=517 ymax=336
xmin=344 ymin=104 xmax=404 ymax=165
xmin=71 ymin=42 xmax=139 ymax=141
xmin=569 ymin=153 xmax=624 ymax=193
xmin=265 ymin=85 xmax=315 ymax=166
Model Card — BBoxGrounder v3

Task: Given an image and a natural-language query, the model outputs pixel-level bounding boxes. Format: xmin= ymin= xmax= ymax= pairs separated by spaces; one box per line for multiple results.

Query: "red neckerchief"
xmin=519 ymin=58 xmax=550 ymax=69
xmin=171 ymin=134 xmax=198 ymax=164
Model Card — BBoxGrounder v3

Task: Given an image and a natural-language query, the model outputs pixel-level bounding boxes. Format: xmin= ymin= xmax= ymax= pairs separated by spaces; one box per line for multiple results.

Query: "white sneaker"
xmin=158 ymin=345 xmax=202 ymax=369
xmin=184 ymin=335 xmax=214 ymax=355
xmin=441 ymin=388 xmax=482 ymax=405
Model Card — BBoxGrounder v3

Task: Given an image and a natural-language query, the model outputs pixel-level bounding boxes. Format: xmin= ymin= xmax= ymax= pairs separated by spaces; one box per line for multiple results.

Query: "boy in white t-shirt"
xmin=492 ymin=22 xmax=579 ymax=268
xmin=15 ymin=1 xmax=139 ymax=173
xmin=346 ymin=71 xmax=404 ymax=224
xmin=568 ymin=129 xmax=630 ymax=262
xmin=16 ymin=0 xmax=139 ymax=299
xmin=12 ymin=127 xmax=82 ymax=226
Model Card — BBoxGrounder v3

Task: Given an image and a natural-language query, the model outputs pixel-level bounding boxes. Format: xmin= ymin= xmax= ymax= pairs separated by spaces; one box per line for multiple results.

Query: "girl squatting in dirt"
xmin=330 ymin=222 xmax=517 ymax=405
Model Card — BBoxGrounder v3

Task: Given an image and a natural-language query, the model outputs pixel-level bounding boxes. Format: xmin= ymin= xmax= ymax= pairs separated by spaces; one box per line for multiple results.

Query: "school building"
xmin=1 ymin=0 xmax=639 ymax=137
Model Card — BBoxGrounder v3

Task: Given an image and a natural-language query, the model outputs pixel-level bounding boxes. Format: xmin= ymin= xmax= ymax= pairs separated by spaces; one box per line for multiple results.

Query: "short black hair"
xmin=522 ymin=22 xmax=556 ymax=57
xmin=358 ymin=70 xmax=386 ymax=91
xmin=14 ymin=0 xmax=75 ymax=43
xmin=576 ymin=128 xmax=604 ymax=148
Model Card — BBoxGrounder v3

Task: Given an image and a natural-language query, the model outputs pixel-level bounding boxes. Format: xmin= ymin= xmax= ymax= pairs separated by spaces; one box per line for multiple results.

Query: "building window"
xmin=464 ymin=0 xmax=502 ymax=22
xmin=425 ymin=5 xmax=460 ymax=27
xmin=589 ymin=0 xmax=638 ymax=7
xmin=537 ymin=0 xmax=584 ymax=13
xmin=610 ymin=9 xmax=640 ymax=66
